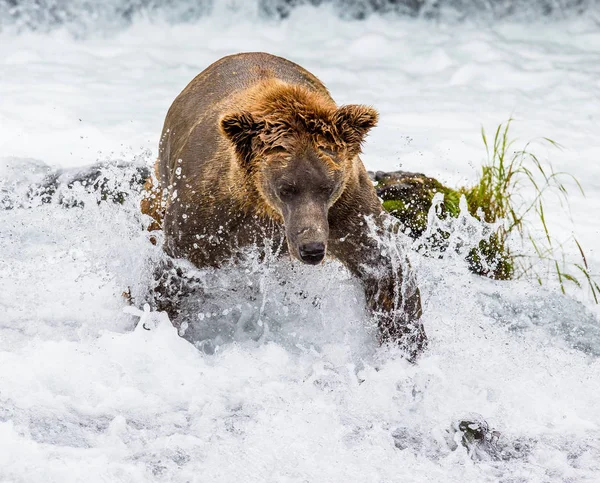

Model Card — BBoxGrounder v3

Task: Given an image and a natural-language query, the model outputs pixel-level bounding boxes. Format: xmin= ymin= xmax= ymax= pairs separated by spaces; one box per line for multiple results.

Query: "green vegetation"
xmin=379 ymin=119 xmax=599 ymax=303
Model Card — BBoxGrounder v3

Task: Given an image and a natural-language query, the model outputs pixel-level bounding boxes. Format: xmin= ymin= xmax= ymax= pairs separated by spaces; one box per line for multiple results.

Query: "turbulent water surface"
xmin=1 ymin=2 xmax=600 ymax=482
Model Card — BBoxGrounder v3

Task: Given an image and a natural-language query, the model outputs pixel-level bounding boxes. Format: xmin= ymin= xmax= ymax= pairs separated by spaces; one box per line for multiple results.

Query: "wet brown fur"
xmin=143 ymin=52 xmax=427 ymax=360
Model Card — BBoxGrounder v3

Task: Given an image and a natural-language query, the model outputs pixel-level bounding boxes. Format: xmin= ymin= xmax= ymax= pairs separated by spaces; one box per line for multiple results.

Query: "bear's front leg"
xmin=362 ymin=263 xmax=427 ymax=361
xmin=146 ymin=257 xmax=204 ymax=327
xmin=329 ymin=212 xmax=427 ymax=362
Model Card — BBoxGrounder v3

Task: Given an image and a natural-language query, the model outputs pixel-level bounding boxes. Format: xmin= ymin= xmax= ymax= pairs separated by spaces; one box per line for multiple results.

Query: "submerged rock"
xmin=0 ymin=160 xmax=151 ymax=210
xmin=33 ymin=162 xmax=150 ymax=207
xmin=447 ymin=414 xmax=501 ymax=461
xmin=446 ymin=413 xmax=536 ymax=462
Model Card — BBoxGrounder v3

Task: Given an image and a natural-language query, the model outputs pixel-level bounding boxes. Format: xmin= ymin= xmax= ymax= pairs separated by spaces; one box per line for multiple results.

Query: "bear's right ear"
xmin=220 ymin=111 xmax=263 ymax=165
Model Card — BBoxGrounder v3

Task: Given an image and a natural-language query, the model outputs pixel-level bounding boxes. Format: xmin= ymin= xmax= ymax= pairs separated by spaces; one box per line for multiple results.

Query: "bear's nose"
xmin=299 ymin=242 xmax=326 ymax=265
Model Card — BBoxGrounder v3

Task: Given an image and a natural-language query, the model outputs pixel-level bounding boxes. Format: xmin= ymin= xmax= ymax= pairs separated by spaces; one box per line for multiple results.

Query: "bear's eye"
xmin=319 ymin=185 xmax=334 ymax=197
xmin=278 ymin=185 xmax=297 ymax=200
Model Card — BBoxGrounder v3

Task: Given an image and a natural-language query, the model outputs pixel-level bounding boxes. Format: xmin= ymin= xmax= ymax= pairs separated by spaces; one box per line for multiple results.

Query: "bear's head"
xmin=220 ymin=84 xmax=378 ymax=265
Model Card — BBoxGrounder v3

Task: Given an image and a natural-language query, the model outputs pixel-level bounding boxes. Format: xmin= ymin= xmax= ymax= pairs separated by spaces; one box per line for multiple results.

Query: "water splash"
xmin=147 ymin=239 xmax=374 ymax=358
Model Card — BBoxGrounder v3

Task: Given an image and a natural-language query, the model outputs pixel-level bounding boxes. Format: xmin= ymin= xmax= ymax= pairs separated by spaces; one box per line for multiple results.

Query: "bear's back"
xmin=174 ymin=52 xmax=330 ymax=118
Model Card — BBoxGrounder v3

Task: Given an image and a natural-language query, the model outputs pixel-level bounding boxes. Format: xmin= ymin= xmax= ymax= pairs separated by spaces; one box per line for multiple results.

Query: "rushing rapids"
xmin=1 ymin=3 xmax=599 ymax=481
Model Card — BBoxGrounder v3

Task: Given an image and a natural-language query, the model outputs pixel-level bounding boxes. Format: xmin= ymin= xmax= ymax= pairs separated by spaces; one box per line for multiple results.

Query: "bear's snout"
xmin=299 ymin=242 xmax=326 ymax=265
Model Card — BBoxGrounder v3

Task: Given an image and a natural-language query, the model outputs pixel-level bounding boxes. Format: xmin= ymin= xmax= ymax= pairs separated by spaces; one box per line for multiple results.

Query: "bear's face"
xmin=258 ymin=141 xmax=345 ymax=264
xmin=221 ymin=101 xmax=377 ymax=265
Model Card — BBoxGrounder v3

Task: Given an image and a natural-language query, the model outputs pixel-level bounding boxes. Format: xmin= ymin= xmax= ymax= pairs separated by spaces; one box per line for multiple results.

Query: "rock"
xmin=30 ymin=162 xmax=150 ymax=207
xmin=447 ymin=413 xmax=501 ymax=461
xmin=371 ymin=170 xmax=462 ymax=238
xmin=372 ymin=170 xmax=513 ymax=280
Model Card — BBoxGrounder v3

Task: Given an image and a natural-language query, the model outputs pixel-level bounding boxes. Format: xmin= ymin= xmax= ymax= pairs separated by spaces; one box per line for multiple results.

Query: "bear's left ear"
xmin=220 ymin=111 xmax=264 ymax=165
xmin=333 ymin=105 xmax=379 ymax=150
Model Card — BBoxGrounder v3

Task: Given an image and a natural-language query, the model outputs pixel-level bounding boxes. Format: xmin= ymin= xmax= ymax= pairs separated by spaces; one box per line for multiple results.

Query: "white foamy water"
xmin=1 ymin=5 xmax=600 ymax=482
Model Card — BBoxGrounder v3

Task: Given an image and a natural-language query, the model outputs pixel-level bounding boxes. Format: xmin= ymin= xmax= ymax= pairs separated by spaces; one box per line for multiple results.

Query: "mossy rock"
xmin=372 ymin=170 xmax=513 ymax=280
xmin=372 ymin=170 xmax=461 ymax=237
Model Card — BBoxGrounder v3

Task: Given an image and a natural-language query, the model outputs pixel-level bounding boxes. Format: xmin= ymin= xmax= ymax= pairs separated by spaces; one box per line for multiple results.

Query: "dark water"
xmin=1 ymin=0 xmax=598 ymax=34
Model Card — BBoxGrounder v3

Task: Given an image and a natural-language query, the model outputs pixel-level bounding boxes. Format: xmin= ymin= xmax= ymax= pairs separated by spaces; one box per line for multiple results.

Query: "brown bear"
xmin=143 ymin=52 xmax=427 ymax=360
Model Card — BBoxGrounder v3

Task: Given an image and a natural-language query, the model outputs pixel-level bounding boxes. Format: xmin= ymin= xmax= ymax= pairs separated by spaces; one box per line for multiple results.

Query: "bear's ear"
xmin=333 ymin=105 xmax=378 ymax=150
xmin=220 ymin=111 xmax=263 ymax=164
